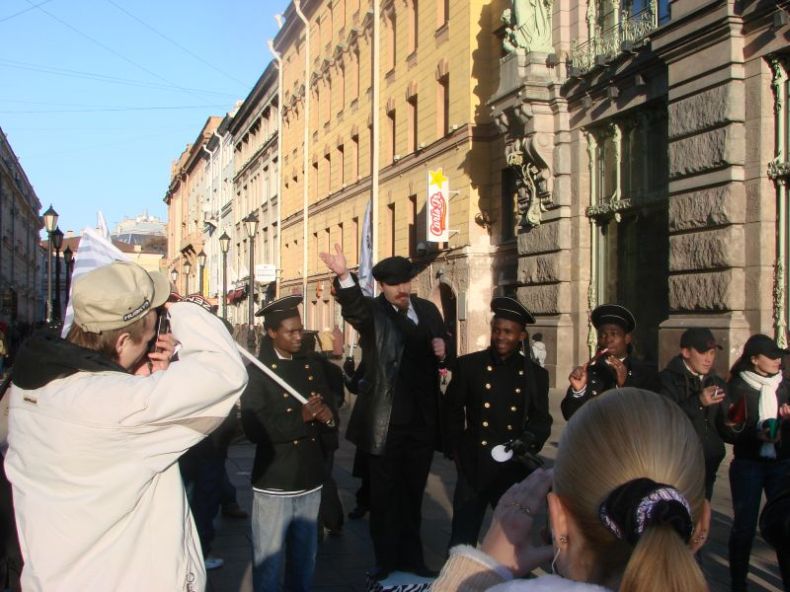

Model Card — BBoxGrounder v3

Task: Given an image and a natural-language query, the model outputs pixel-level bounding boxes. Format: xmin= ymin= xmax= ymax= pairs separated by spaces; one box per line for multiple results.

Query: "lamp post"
xmin=184 ymin=260 xmax=192 ymax=295
xmin=244 ymin=214 xmax=259 ymax=351
xmin=63 ymin=246 xmax=74 ymax=309
xmin=42 ymin=205 xmax=58 ymax=325
xmin=219 ymin=232 xmax=231 ymax=321
xmin=52 ymin=227 xmax=64 ymax=322
xmin=170 ymin=268 xmax=178 ymax=289
xmin=197 ymin=250 xmax=207 ymax=297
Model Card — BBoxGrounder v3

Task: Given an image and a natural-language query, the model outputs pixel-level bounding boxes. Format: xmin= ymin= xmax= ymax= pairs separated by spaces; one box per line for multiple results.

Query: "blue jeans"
xmin=728 ymin=458 xmax=790 ymax=591
xmin=251 ymin=488 xmax=321 ymax=592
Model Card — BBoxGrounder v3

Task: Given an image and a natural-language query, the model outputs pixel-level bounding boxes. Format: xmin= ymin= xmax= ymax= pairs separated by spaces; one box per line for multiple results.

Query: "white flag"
xmin=96 ymin=210 xmax=110 ymax=240
xmin=426 ymin=168 xmax=450 ymax=242
xmin=60 ymin=227 xmax=130 ymax=337
xmin=358 ymin=199 xmax=374 ymax=297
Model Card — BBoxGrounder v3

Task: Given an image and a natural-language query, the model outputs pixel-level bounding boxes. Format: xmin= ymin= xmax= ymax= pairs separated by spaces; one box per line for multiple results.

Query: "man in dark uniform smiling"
xmin=443 ymin=297 xmax=552 ymax=547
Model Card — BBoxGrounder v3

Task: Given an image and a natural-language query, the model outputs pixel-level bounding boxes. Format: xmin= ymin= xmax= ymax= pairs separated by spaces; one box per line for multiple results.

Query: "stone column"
xmin=652 ymin=3 xmax=752 ymax=372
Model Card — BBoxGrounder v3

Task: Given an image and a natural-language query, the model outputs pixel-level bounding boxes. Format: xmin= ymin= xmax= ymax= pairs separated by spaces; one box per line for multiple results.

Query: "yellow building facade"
xmin=274 ymin=0 xmax=509 ymax=354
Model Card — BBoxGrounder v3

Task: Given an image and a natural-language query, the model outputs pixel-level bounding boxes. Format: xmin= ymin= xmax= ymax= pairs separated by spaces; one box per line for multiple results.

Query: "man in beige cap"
xmin=5 ymin=261 xmax=248 ymax=592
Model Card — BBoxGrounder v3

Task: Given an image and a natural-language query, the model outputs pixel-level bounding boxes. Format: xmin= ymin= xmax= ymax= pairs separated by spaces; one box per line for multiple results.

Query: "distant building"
xmin=0 ymin=126 xmax=42 ymax=326
xmin=111 ymin=211 xmax=166 ymax=253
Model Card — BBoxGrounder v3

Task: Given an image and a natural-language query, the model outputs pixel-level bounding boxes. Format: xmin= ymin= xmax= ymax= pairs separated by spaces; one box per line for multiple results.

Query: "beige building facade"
xmin=164 ymin=116 xmax=221 ymax=296
xmin=227 ymin=65 xmax=280 ymax=332
xmin=274 ymin=0 xmax=509 ymax=356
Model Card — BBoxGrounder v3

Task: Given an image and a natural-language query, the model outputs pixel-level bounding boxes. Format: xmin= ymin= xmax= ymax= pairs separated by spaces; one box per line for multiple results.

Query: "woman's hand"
xmin=480 ymin=468 xmax=554 ymax=577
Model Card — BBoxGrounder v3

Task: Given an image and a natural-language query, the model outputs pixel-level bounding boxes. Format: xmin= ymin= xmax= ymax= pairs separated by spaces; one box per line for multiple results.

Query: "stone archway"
xmin=431 ymin=280 xmax=458 ymax=359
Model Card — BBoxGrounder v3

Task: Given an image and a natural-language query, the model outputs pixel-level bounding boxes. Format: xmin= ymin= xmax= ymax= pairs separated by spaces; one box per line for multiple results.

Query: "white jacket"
xmin=6 ymin=303 xmax=248 ymax=592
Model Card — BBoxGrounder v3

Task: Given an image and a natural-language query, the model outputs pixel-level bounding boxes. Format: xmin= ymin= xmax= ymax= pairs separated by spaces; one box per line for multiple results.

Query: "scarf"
xmin=740 ymin=370 xmax=782 ymax=458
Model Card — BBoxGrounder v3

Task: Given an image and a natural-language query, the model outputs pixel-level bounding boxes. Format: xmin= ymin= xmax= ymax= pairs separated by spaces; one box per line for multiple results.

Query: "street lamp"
xmin=52 ymin=227 xmax=64 ymax=322
xmin=184 ymin=259 xmax=192 ymax=295
xmin=170 ymin=268 xmax=178 ymax=288
xmin=42 ymin=205 xmax=58 ymax=325
xmin=197 ymin=250 xmax=207 ymax=297
xmin=244 ymin=214 xmax=259 ymax=351
xmin=63 ymin=246 xmax=74 ymax=309
xmin=219 ymin=232 xmax=231 ymax=321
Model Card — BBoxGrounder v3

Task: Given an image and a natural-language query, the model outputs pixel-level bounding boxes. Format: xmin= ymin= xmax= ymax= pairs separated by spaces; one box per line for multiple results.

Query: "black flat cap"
xmin=255 ymin=294 xmax=303 ymax=324
xmin=491 ymin=296 xmax=535 ymax=327
xmin=680 ymin=327 xmax=722 ymax=352
xmin=591 ymin=304 xmax=635 ymax=333
xmin=372 ymin=256 xmax=415 ymax=285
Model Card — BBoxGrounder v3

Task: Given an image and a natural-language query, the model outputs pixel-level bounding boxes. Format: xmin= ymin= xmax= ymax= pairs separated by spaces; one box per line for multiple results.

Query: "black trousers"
xmin=448 ymin=466 xmax=521 ymax=548
xmin=368 ymin=426 xmax=434 ymax=571
xmin=319 ymin=452 xmax=344 ymax=532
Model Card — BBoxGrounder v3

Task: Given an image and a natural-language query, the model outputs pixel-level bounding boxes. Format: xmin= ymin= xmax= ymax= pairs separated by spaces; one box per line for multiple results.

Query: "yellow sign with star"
xmin=427 ymin=168 xmax=450 ymax=242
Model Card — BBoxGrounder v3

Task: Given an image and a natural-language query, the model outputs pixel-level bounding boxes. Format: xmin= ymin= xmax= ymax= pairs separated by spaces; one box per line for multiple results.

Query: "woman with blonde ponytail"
xmin=433 ymin=388 xmax=711 ymax=592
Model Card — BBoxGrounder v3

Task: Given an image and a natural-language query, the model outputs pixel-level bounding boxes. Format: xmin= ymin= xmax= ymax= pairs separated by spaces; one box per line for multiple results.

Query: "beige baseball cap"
xmin=72 ymin=261 xmax=170 ymax=333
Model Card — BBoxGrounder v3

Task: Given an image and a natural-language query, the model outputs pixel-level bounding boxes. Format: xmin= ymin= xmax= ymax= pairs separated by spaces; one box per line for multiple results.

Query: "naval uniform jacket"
xmin=560 ymin=355 xmax=660 ymax=420
xmin=443 ymin=347 xmax=552 ymax=492
xmin=240 ymin=336 xmax=330 ymax=492
xmin=333 ymin=275 xmax=451 ymax=456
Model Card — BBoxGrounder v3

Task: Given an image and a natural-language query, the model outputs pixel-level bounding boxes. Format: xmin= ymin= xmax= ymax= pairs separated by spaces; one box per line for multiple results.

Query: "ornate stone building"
xmin=0 ymin=126 xmax=42 ymax=326
xmin=488 ymin=0 xmax=790 ymax=382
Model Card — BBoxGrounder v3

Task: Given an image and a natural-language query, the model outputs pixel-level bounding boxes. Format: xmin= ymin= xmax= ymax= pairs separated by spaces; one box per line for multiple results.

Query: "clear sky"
xmin=1 ymin=0 xmax=290 ymax=236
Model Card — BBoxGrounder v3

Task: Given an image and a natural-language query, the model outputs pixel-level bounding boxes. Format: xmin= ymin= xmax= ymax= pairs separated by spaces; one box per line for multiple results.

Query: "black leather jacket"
xmin=334 ymin=276 xmax=451 ymax=455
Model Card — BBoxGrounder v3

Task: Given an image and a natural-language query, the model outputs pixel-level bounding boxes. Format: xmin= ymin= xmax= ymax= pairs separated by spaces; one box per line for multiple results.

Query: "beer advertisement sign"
xmin=427 ymin=168 xmax=449 ymax=243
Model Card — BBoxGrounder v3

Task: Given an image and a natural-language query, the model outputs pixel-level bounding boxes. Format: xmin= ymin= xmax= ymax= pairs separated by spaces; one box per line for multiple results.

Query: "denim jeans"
xmin=251 ymin=488 xmax=321 ymax=592
xmin=728 ymin=458 xmax=790 ymax=591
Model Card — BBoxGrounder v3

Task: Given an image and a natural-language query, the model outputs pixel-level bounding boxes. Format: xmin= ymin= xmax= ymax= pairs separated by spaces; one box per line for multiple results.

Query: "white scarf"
xmin=740 ymin=370 xmax=782 ymax=458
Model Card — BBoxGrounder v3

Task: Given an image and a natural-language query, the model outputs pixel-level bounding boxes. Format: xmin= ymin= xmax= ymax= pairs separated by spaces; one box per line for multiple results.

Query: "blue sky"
xmin=1 ymin=0 xmax=290 ymax=235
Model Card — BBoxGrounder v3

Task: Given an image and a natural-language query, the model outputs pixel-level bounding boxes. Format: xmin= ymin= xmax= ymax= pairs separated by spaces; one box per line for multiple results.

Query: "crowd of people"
xmin=0 ymin=253 xmax=786 ymax=592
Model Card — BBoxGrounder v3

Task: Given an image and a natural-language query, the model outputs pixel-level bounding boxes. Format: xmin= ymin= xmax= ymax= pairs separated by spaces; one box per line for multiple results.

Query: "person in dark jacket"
xmin=320 ymin=246 xmax=451 ymax=580
xmin=561 ymin=304 xmax=660 ymax=420
xmin=726 ymin=334 xmax=790 ymax=592
xmin=659 ymin=327 xmax=729 ymax=500
xmin=301 ymin=331 xmax=345 ymax=537
xmin=443 ymin=297 xmax=552 ymax=547
xmin=240 ymin=296 xmax=335 ymax=592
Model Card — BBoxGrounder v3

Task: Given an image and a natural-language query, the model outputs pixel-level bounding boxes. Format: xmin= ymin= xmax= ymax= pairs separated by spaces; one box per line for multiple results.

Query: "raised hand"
xmin=319 ymin=243 xmax=349 ymax=280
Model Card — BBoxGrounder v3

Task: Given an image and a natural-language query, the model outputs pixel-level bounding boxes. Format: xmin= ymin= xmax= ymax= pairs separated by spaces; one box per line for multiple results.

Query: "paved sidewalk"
xmin=207 ymin=389 xmax=784 ymax=592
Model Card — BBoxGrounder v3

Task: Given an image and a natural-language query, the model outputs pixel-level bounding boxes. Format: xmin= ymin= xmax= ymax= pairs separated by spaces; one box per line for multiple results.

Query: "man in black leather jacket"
xmin=320 ymin=246 xmax=451 ymax=580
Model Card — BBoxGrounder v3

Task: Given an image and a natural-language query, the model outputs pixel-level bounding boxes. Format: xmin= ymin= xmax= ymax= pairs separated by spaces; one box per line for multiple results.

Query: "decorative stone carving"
xmin=505 ymin=133 xmax=553 ymax=228
xmin=502 ymin=0 xmax=554 ymax=54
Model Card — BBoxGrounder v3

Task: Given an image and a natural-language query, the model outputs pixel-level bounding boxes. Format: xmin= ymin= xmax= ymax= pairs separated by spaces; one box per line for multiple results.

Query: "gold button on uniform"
xmin=271 ymin=363 xmax=278 ymax=369
xmin=481 ymin=440 xmax=488 ymax=446
xmin=515 ymin=388 xmax=522 ymax=394
xmin=283 ymin=393 xmax=288 ymax=398
xmin=304 ymin=364 xmax=310 ymax=369
xmin=308 ymin=376 xmax=314 ymax=381
xmin=286 ymin=408 xmax=293 ymax=413
xmin=486 ymin=365 xmax=493 ymax=372
xmin=518 ymin=370 xmax=524 ymax=375
xmin=507 ymin=425 xmax=513 ymax=431
xmin=485 ymin=383 xmax=491 ymax=390
xmin=511 ymin=406 xmax=517 ymax=412
xmin=484 ymin=402 xmax=491 ymax=409
xmin=482 ymin=421 xmax=489 ymax=427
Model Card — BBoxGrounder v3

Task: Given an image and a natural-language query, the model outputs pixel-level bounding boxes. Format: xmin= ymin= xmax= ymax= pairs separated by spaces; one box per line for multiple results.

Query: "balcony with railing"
xmin=569 ymin=5 xmax=667 ymax=75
